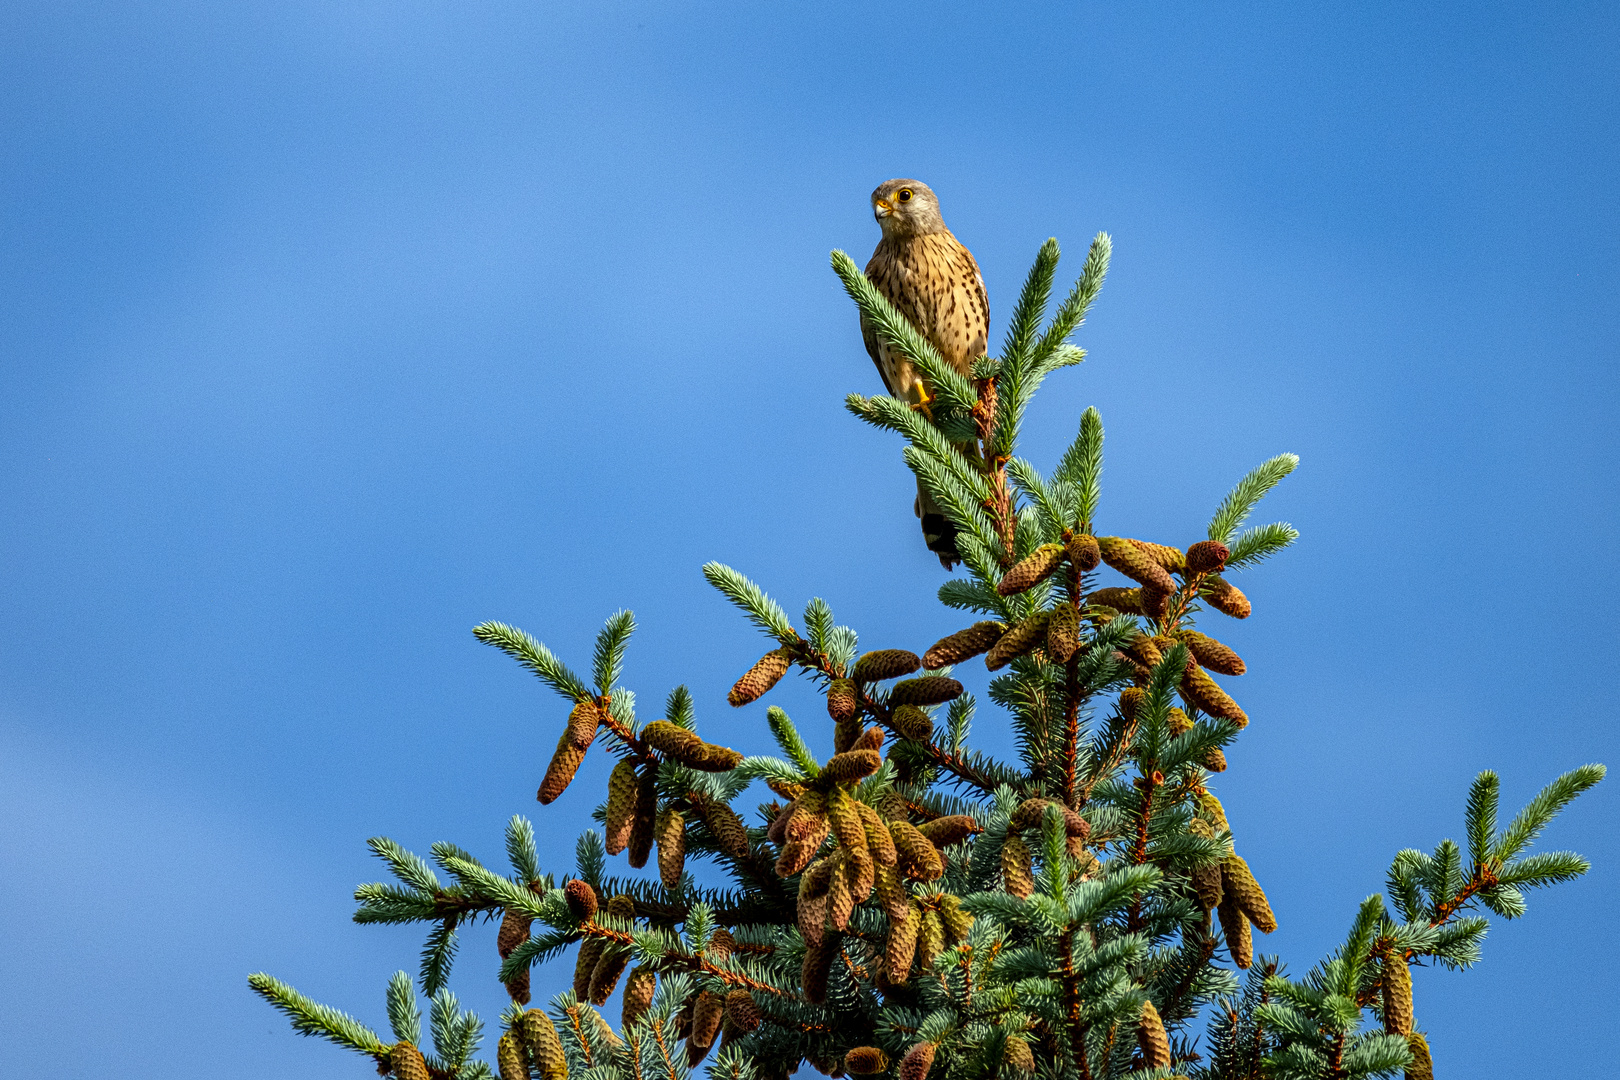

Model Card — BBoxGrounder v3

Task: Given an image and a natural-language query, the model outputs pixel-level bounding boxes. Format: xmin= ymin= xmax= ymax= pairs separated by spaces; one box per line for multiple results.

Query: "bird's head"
xmin=871 ymin=179 xmax=946 ymax=237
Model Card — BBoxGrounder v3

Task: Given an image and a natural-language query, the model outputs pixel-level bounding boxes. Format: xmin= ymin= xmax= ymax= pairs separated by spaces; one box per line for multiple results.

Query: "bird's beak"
xmin=873 ymin=199 xmax=893 ymax=219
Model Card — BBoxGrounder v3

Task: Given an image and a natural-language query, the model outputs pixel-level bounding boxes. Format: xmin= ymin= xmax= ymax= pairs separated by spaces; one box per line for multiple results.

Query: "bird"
xmin=860 ymin=179 xmax=990 ymax=568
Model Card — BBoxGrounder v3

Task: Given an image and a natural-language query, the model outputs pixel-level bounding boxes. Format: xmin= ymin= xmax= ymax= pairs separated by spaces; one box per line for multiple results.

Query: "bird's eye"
xmin=897 ymin=189 xmax=913 ymax=202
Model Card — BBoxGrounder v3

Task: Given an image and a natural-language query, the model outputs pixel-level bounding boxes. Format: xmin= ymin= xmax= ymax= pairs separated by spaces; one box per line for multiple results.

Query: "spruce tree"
xmin=251 ymin=233 xmax=1603 ymax=1080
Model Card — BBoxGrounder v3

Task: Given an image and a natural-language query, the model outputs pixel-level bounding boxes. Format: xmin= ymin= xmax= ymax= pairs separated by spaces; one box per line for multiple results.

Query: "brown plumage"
xmin=862 ymin=179 xmax=989 ymax=567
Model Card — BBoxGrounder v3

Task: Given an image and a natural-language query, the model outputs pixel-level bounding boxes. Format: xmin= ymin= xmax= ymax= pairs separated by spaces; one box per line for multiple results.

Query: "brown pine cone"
xmin=627 ymin=768 xmax=657 ymax=868
xmin=884 ymin=905 xmax=918 ymax=982
xmin=587 ymin=946 xmax=630 ymax=1005
xmin=655 ymin=808 xmax=686 ymax=889
xmin=1222 ymin=855 xmax=1276 ymax=933
xmin=872 ymin=862 xmax=909 ymax=921
xmin=853 ymin=649 xmax=922 ymax=683
xmin=572 ymin=936 xmax=604 ymax=999
xmin=1406 ymin=1032 xmax=1433 ymax=1080
xmin=827 ymin=678 xmax=860 ymax=722
xmin=604 ymin=761 xmax=639 ymax=855
xmin=986 ymin=612 xmax=1050 ymax=670
xmin=1047 ymin=602 xmax=1081 ymax=662
xmin=496 ymin=1033 xmax=528 ymax=1080
xmin=821 ymin=748 xmax=883 ymax=784
xmin=826 ymin=855 xmax=855 ymax=930
xmin=1127 ymin=538 xmax=1186 ymax=574
xmin=899 ymin=1042 xmax=936 ymax=1080
xmin=1185 ymin=539 xmax=1230 ymax=575
xmin=917 ymin=814 xmax=980 ymax=848
xmin=566 ymin=700 xmax=601 ymax=750
xmin=1201 ymin=574 xmax=1251 ymax=619
xmin=688 ymin=990 xmax=724 ymax=1060
xmin=498 ymin=908 xmax=532 ymax=959
xmin=1097 ymin=536 xmax=1177 ymax=591
xmin=996 ymin=543 xmax=1065 ymax=596
xmin=1086 ymin=586 xmax=1145 ymax=615
xmin=621 ymin=966 xmax=656 ymax=1030
xmin=889 ymin=676 xmax=963 ymax=706
xmin=1002 ymin=1035 xmax=1035 ymax=1072
xmin=1382 ymin=947 xmax=1414 ymax=1035
xmin=1181 ymin=664 xmax=1248 ymax=725
xmin=706 ymin=928 xmax=736 ymax=963
xmin=923 ymin=621 xmax=1006 ymax=669
xmin=1190 ymin=860 xmax=1224 ymax=911
xmin=391 ymin=1042 xmax=430 ymax=1080
xmin=1066 ymin=532 xmax=1101 ymax=571
xmin=640 ymin=720 xmax=743 ymax=771
xmin=938 ymin=893 xmax=973 ymax=942
xmin=1137 ymin=999 xmax=1170 ymax=1069
xmin=564 ymin=879 xmax=598 ymax=922
xmin=856 ymin=800 xmax=898 ymax=866
xmin=889 ymin=820 xmax=944 ymax=881
xmin=519 ymin=1009 xmax=567 ymax=1080
xmin=1002 ymin=836 xmax=1034 ymax=898
xmin=687 ymin=793 xmax=751 ymax=859
xmin=891 ymin=704 xmax=933 ymax=742
xmin=801 ymin=934 xmax=838 ymax=1004
xmin=1180 ymin=630 xmax=1246 ymax=675
xmin=724 ymin=989 xmax=760 ymax=1033
xmin=853 ymin=725 xmax=884 ymax=752
xmin=845 ymin=1047 xmax=890 ymax=1075
xmin=916 ymin=908 xmax=945 ymax=967
xmin=728 ymin=648 xmax=793 ymax=706
xmin=1217 ymin=894 xmax=1253 ymax=969
xmin=538 ymin=735 xmax=586 ymax=805
xmin=825 ymin=789 xmax=868 ymax=851
xmin=1139 ymin=583 xmax=1172 ymax=619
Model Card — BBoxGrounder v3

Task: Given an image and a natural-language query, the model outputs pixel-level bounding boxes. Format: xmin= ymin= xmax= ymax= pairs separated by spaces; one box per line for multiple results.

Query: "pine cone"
xmin=923 ymin=621 xmax=1007 ymax=668
xmin=889 ymin=820 xmax=944 ymax=881
xmin=827 ymin=678 xmax=860 ymax=722
xmin=1127 ymin=538 xmax=1186 ymax=574
xmin=996 ymin=543 xmax=1065 ymax=596
xmin=1199 ymin=790 xmax=1231 ymax=832
xmin=1405 ymin=1032 xmax=1433 ymax=1080
xmin=1120 ymin=633 xmax=1164 ymax=671
xmin=848 ymin=841 xmax=876 ymax=901
xmin=538 ymin=735 xmax=586 ymax=805
xmin=655 ymin=808 xmax=686 ymax=889
xmin=885 ymin=905 xmax=918 ymax=982
xmin=706 ymin=927 xmax=735 ymax=963
xmin=1217 ymin=894 xmax=1252 ymax=969
xmin=1185 ymin=539 xmax=1229 ymax=575
xmin=391 ymin=1041 xmax=430 ymax=1080
xmin=498 ymin=908 xmax=532 ymax=959
xmin=1009 ymin=797 xmax=1089 ymax=838
xmin=1201 ymin=574 xmax=1251 ymax=619
xmin=889 ymin=676 xmax=963 ymax=706
xmin=724 ymin=989 xmax=760 ymax=1033
xmin=1220 ymin=855 xmax=1275 ymax=933
xmin=520 ymin=1009 xmax=568 ymax=1080
xmin=1047 ymin=602 xmax=1081 ymax=662
xmin=776 ymin=833 xmax=825 ymax=878
xmin=826 ymin=789 xmax=869 ymax=852
xmin=801 ymin=934 xmax=837 ymax=1003
xmin=1066 ymin=533 xmax=1101 ymax=571
xmin=873 ymin=861 xmax=909 ymax=921
xmin=916 ymin=908 xmax=945 ymax=967
xmin=822 ymin=748 xmax=883 ymax=784
xmin=640 ymin=720 xmax=743 ymax=771
xmin=604 ymin=761 xmax=639 ymax=855
xmin=1002 ymin=837 xmax=1034 ymax=898
xmin=688 ymin=990 xmax=724 ymax=1062
xmin=728 ymin=648 xmax=793 ymax=706
xmin=1382 ymin=948 xmax=1414 ymax=1035
xmin=827 ymin=855 xmax=855 ymax=930
xmin=853 ymin=649 xmax=922 ymax=683
xmin=1097 ymin=536 xmax=1177 ymax=591
xmin=853 ymin=725 xmax=884 ymax=752
xmin=1181 ymin=664 xmax=1248 ymax=725
xmin=900 ymin=1042 xmax=936 ymax=1080
xmin=496 ymin=1033 xmax=528 ymax=1080
xmin=621 ymin=966 xmax=656 ymax=1030
xmin=564 ymin=879 xmax=598 ymax=922
xmin=845 ymin=1047 xmax=890 ymax=1075
xmin=855 ymin=800 xmax=898 ymax=865
xmin=1087 ymin=586 xmax=1144 ymax=615
xmin=505 ymin=966 xmax=531 ymax=1006
xmin=892 ymin=704 xmax=933 ymax=742
xmin=798 ymin=863 xmax=832 ymax=944
xmin=588 ymin=946 xmax=630 ymax=1005
xmin=567 ymin=700 xmax=601 ymax=749
xmin=1139 ymin=583 xmax=1172 ymax=619
xmin=1002 ymin=1035 xmax=1035 ymax=1072
xmin=833 ymin=714 xmax=863 ymax=754
xmin=1137 ymin=999 xmax=1171 ymax=1069
xmin=1117 ymin=687 xmax=1146 ymax=723
xmin=917 ymin=814 xmax=980 ymax=847
xmin=688 ymin=793 xmax=750 ymax=859
xmin=1190 ymin=862 xmax=1224 ymax=911
xmin=572 ymin=937 xmax=604 ymax=999
xmin=938 ymin=893 xmax=973 ymax=942
xmin=986 ymin=612 xmax=1050 ymax=670
xmin=1180 ymin=630 xmax=1245 ymax=675
xmin=627 ymin=769 xmax=657 ymax=868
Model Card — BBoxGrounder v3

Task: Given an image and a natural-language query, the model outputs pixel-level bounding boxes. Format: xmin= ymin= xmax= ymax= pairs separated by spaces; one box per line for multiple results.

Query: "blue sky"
xmin=2 ymin=1 xmax=1616 ymax=1074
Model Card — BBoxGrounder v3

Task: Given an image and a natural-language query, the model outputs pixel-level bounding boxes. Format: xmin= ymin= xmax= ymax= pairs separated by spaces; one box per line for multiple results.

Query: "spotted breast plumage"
xmin=860 ymin=179 xmax=989 ymax=567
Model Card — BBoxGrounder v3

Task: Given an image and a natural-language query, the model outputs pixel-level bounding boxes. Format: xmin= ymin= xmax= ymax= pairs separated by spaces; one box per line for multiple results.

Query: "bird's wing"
xmin=861 ymin=248 xmax=900 ymax=397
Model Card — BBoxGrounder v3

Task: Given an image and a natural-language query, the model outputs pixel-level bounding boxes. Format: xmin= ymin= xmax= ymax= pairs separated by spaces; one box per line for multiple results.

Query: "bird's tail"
xmin=915 ymin=482 xmax=960 ymax=570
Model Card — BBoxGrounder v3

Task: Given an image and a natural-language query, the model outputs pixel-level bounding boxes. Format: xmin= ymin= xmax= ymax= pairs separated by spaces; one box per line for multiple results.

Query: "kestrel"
xmin=861 ymin=179 xmax=989 ymax=567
